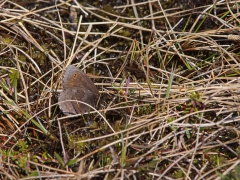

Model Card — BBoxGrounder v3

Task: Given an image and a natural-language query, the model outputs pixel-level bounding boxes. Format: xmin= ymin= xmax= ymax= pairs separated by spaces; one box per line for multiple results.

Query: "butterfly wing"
xmin=58 ymin=89 xmax=77 ymax=115
xmin=62 ymin=65 xmax=99 ymax=96
xmin=71 ymin=88 xmax=98 ymax=114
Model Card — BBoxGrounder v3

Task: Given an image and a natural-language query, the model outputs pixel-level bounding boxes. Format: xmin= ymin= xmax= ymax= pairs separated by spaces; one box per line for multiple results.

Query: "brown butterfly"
xmin=58 ymin=65 xmax=99 ymax=115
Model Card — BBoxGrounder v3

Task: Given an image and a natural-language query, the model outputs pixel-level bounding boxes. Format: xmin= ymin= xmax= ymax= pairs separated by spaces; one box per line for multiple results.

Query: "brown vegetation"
xmin=0 ymin=0 xmax=240 ymax=179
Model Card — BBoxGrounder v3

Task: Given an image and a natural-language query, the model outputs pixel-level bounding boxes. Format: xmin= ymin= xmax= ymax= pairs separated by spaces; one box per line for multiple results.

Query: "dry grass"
xmin=0 ymin=0 xmax=240 ymax=179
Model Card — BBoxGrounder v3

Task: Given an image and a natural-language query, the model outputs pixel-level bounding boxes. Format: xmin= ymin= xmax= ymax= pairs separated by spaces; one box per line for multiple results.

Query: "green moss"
xmin=172 ymin=169 xmax=184 ymax=178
